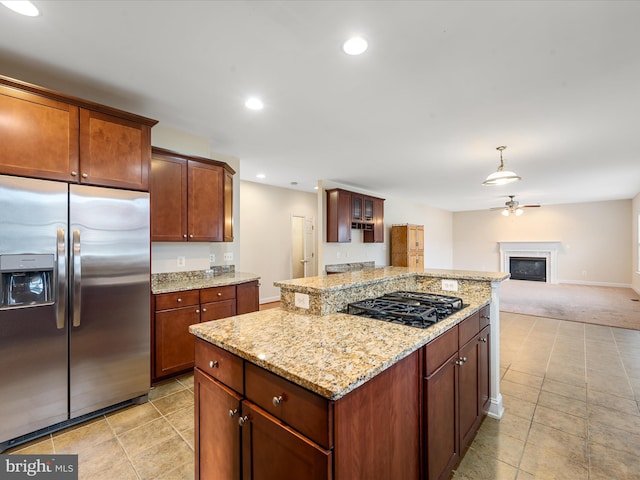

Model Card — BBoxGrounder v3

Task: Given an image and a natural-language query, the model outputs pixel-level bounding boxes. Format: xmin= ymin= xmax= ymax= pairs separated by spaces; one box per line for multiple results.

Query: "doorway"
xmin=291 ymin=215 xmax=316 ymax=278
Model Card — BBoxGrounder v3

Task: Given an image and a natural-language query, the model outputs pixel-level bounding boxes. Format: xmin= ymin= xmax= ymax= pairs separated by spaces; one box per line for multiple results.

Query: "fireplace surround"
xmin=498 ymin=241 xmax=561 ymax=284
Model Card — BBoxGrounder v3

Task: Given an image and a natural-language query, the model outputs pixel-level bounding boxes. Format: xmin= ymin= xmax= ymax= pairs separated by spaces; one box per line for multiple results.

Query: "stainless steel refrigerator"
xmin=0 ymin=174 xmax=150 ymax=450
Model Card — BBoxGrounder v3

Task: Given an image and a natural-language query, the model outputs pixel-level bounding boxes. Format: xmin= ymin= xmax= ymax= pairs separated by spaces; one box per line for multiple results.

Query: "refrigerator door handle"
xmin=56 ymin=228 xmax=67 ymax=329
xmin=71 ymin=229 xmax=82 ymax=327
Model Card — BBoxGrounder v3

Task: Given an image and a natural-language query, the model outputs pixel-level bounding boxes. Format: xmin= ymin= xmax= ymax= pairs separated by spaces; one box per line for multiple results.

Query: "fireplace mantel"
xmin=498 ymin=241 xmax=561 ymax=284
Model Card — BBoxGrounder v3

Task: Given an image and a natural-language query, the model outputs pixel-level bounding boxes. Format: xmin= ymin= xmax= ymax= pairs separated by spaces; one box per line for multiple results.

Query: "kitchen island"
xmin=189 ymin=267 xmax=508 ymax=479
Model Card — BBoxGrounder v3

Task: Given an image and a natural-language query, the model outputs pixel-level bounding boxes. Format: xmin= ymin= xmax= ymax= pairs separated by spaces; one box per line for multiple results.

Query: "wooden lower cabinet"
xmin=152 ymin=281 xmax=259 ymax=383
xmin=240 ymin=401 xmax=332 ymax=480
xmin=195 ymin=368 xmax=242 ymax=480
xmin=195 ymin=338 xmax=421 ymax=480
xmin=423 ymin=306 xmax=490 ymax=480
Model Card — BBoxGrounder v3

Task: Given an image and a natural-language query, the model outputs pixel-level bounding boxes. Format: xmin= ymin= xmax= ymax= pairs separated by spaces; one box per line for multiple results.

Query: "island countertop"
xmin=189 ymin=299 xmax=489 ymax=400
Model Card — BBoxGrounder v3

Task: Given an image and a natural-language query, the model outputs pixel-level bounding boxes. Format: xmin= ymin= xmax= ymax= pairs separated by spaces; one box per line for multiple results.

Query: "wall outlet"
xmin=209 ymin=254 xmax=216 ymax=263
xmin=294 ymin=292 xmax=310 ymax=309
xmin=177 ymin=256 xmax=186 ymax=267
xmin=441 ymin=279 xmax=458 ymax=292
xmin=224 ymin=252 xmax=233 ymax=261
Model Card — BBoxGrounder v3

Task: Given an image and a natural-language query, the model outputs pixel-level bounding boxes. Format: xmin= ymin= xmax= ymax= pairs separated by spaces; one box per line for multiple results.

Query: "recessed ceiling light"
xmin=245 ymin=97 xmax=264 ymax=110
xmin=1 ymin=1 xmax=39 ymax=16
xmin=256 ymin=173 xmax=266 ymax=179
xmin=342 ymin=36 xmax=368 ymax=56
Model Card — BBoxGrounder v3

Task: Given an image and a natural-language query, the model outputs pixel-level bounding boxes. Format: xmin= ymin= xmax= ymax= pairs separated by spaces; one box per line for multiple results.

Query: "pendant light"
xmin=482 ymin=146 xmax=521 ymax=186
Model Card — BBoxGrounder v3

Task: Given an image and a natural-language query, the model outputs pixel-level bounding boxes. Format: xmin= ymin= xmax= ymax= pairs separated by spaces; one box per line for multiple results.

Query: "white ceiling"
xmin=1 ymin=1 xmax=639 ymax=212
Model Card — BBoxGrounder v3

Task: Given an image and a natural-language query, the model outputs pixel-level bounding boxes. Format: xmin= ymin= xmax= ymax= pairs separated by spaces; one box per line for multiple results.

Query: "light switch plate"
xmin=441 ymin=279 xmax=458 ymax=292
xmin=177 ymin=256 xmax=186 ymax=267
xmin=224 ymin=252 xmax=233 ymax=261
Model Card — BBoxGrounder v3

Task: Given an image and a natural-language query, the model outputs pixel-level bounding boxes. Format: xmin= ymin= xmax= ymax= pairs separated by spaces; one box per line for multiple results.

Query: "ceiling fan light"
xmin=515 ymin=208 xmax=524 ymax=216
xmin=482 ymin=170 xmax=521 ymax=186
xmin=501 ymin=209 xmax=510 ymax=217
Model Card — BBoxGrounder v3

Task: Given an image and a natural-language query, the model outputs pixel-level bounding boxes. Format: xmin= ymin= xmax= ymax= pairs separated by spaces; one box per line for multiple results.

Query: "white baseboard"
xmin=260 ymin=295 xmax=280 ymax=304
xmin=559 ymin=280 xmax=632 ymax=288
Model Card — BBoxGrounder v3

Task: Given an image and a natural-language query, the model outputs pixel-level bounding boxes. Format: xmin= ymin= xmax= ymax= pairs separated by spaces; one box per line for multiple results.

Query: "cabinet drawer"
xmin=195 ymin=338 xmax=244 ymax=394
xmin=155 ymin=290 xmax=200 ymax=311
xmin=245 ymin=362 xmax=333 ymax=449
xmin=479 ymin=305 xmax=490 ymax=330
xmin=425 ymin=326 xmax=458 ymax=377
xmin=200 ymin=285 xmax=236 ymax=303
xmin=459 ymin=310 xmax=480 ymax=348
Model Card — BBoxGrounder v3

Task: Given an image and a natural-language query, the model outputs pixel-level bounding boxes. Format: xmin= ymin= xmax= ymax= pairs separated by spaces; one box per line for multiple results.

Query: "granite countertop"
xmin=189 ymin=298 xmax=489 ymax=400
xmin=274 ymin=266 xmax=509 ymax=293
xmin=152 ymin=271 xmax=261 ymax=294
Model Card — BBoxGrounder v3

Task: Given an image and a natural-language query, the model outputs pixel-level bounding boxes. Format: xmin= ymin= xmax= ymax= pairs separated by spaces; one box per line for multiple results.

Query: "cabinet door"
xmin=237 ymin=281 xmax=260 ymax=315
xmin=201 ymin=300 xmax=236 ymax=321
xmin=195 ymin=369 xmax=242 ymax=480
xmin=409 ymin=225 xmax=424 ymax=251
xmin=424 ymin=355 xmax=458 ymax=480
xmin=363 ymin=196 xmax=374 ymax=221
xmin=363 ymin=197 xmax=384 ymax=243
xmin=224 ymin=168 xmax=234 ymax=242
xmin=458 ymin=335 xmax=481 ymax=454
xmin=0 ymin=84 xmax=79 ymax=182
xmin=79 ymin=109 xmax=150 ymax=190
xmin=240 ymin=401 xmax=332 ymax=480
xmin=150 ymin=155 xmax=188 ymax=241
xmin=478 ymin=325 xmax=491 ymax=416
xmin=188 ymin=160 xmax=224 ymax=241
xmin=351 ymin=194 xmax=363 ymax=222
xmin=154 ymin=306 xmax=200 ymax=378
xmin=326 ymin=189 xmax=351 ymax=243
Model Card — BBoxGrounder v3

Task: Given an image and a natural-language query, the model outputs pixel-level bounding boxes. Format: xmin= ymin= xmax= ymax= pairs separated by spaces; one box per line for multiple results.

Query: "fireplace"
xmin=509 ymin=257 xmax=547 ymax=282
xmin=498 ymin=241 xmax=561 ymax=284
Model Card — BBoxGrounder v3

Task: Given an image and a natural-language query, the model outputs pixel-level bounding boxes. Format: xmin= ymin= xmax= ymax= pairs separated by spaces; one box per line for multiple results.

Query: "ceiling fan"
xmin=490 ymin=195 xmax=540 ymax=216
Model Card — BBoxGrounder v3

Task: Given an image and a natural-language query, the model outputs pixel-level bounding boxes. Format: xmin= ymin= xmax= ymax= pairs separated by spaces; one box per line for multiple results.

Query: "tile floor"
xmin=452 ymin=312 xmax=640 ymax=480
xmin=7 ymin=311 xmax=640 ymax=479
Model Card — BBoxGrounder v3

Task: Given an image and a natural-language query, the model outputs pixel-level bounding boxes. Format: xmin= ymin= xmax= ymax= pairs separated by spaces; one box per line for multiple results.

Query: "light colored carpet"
xmin=499 ymin=280 xmax=640 ymax=330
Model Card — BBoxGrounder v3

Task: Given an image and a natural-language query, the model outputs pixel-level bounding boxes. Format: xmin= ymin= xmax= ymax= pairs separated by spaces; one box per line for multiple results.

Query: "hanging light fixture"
xmin=482 ymin=146 xmax=521 ymax=186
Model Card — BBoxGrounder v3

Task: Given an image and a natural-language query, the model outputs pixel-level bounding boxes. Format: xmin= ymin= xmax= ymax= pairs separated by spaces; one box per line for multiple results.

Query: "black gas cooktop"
xmin=346 ymin=291 xmax=465 ymax=329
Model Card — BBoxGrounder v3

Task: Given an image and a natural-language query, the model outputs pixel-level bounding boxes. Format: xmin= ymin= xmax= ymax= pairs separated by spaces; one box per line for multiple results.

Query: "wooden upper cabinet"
xmin=326 ymin=188 xmax=385 ymax=243
xmin=150 ymin=154 xmax=188 ymax=241
xmin=150 ymin=146 xmax=235 ymax=242
xmin=0 ymin=83 xmax=79 ymax=182
xmin=0 ymin=75 xmax=157 ymax=189
xmin=326 ymin=188 xmax=352 ymax=243
xmin=79 ymin=109 xmax=151 ymax=190
xmin=188 ymin=159 xmax=224 ymax=241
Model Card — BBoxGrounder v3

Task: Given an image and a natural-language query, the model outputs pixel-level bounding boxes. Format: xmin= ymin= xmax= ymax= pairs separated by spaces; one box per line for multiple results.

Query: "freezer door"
xmin=69 ymin=185 xmax=150 ymax=418
xmin=0 ymin=175 xmax=68 ymax=444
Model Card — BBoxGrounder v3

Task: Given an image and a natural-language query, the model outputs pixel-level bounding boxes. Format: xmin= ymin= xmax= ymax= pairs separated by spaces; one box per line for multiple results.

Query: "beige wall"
xmin=633 ymin=192 xmax=640 ymax=294
xmin=151 ymin=125 xmax=241 ymax=274
xmin=453 ymin=199 xmax=632 ymax=286
xmin=239 ymin=181 xmax=317 ymax=303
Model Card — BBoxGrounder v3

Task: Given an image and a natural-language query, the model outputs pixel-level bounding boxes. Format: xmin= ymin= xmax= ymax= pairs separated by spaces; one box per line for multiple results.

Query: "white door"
xmin=291 ymin=216 xmax=316 ymax=278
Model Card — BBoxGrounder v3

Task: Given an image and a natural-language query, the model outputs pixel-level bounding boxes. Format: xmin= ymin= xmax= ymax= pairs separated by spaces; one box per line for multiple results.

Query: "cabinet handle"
xmin=228 ymin=409 xmax=238 ymax=418
xmin=195 ymin=309 xmax=200 ymax=313
xmin=71 ymin=171 xmax=78 ymax=177
xmin=272 ymin=395 xmax=284 ymax=406
xmin=455 ymin=360 xmax=462 ymax=366
xmin=209 ymin=360 xmax=219 ymax=368
xmin=217 ymin=292 xmax=222 ymax=297
xmin=202 ymin=308 xmax=207 ymax=312
xmin=81 ymin=173 xmax=88 ymax=178
xmin=480 ymin=337 xmax=487 ymax=343
xmin=177 ymin=298 xmax=182 ymax=303
xmin=461 ymin=356 xmax=468 ymax=363
xmin=238 ymin=415 xmax=249 ymax=426
xmin=189 ymin=234 xmax=194 ymax=238
xmin=183 ymin=234 xmax=187 ymax=239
